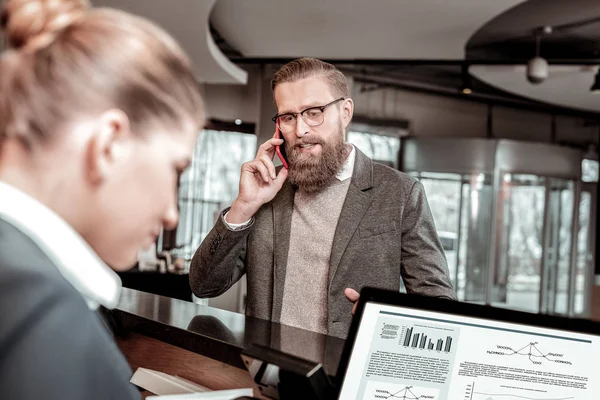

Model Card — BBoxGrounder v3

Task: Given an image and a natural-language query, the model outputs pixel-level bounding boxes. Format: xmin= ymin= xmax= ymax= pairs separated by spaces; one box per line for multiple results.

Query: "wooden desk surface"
xmin=117 ymin=333 xmax=266 ymax=398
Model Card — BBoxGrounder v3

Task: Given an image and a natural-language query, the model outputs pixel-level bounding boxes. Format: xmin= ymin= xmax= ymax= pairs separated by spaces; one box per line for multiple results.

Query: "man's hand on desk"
xmin=344 ymin=288 xmax=360 ymax=315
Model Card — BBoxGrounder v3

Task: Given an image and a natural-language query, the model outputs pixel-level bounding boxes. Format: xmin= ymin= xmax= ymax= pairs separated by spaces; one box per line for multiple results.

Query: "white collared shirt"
xmin=0 ymin=181 xmax=121 ymax=310
xmin=336 ymin=144 xmax=356 ymax=182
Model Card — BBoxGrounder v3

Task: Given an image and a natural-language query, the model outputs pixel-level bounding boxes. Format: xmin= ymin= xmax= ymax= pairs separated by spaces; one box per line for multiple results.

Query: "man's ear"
xmin=85 ymin=109 xmax=132 ymax=185
xmin=341 ymin=98 xmax=354 ymax=130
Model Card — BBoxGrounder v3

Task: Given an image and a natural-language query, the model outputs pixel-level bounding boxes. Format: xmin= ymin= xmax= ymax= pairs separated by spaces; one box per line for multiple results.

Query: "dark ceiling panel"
xmin=467 ymin=0 xmax=600 ymax=61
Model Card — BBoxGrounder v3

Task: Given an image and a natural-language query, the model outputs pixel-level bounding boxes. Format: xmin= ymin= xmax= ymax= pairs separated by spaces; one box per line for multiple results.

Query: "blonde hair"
xmin=0 ymin=0 xmax=204 ymax=149
xmin=271 ymin=57 xmax=349 ymax=100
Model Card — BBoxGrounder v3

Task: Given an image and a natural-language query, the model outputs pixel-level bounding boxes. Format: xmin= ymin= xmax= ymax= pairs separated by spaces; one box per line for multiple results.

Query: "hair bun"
xmin=1 ymin=0 xmax=89 ymax=51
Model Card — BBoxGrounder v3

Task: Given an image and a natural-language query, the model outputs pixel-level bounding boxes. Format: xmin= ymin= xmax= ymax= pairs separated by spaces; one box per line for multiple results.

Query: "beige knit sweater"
xmin=280 ymin=178 xmax=352 ymax=334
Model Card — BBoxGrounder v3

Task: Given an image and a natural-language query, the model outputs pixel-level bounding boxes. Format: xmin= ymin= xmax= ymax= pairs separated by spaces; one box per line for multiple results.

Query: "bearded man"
xmin=190 ymin=58 xmax=455 ymax=339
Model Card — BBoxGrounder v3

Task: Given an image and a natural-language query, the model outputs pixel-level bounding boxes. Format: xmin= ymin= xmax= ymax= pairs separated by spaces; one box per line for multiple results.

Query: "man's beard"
xmin=286 ymin=124 xmax=348 ymax=194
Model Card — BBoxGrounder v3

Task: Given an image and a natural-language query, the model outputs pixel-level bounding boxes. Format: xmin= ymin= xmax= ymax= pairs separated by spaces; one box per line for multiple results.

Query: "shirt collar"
xmin=0 ymin=181 xmax=121 ymax=310
xmin=336 ymin=144 xmax=356 ymax=182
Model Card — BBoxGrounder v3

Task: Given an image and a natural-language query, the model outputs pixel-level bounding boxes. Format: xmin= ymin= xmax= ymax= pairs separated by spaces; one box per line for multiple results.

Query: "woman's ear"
xmin=85 ymin=109 xmax=132 ymax=185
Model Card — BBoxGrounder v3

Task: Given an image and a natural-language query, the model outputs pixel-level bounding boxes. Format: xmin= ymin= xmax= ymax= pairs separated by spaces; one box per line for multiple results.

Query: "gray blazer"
xmin=0 ymin=219 xmax=140 ymax=399
xmin=190 ymin=148 xmax=455 ymax=338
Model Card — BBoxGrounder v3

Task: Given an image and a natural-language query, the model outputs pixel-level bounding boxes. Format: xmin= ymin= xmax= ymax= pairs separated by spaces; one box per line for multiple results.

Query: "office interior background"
xmin=103 ymin=0 xmax=600 ymax=323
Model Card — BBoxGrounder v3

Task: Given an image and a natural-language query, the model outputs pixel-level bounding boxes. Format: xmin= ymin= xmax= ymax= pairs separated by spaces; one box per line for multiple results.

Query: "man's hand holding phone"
xmin=226 ymin=133 xmax=289 ymax=224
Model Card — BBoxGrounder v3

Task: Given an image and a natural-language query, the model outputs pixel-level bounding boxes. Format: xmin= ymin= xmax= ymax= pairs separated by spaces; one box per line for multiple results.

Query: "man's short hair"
xmin=271 ymin=58 xmax=350 ymax=100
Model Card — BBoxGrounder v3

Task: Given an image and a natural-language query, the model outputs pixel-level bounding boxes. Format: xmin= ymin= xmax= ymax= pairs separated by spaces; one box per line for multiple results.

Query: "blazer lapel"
xmin=271 ymin=180 xmax=295 ymax=322
xmin=328 ymin=148 xmax=374 ymax=286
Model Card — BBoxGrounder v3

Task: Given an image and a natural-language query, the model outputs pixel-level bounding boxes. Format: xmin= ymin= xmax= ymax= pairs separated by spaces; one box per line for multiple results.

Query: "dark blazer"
xmin=190 ymin=148 xmax=455 ymax=338
xmin=0 ymin=219 xmax=140 ymax=399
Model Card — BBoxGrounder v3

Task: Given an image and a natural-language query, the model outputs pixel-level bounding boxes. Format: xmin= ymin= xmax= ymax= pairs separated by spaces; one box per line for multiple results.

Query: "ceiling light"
xmin=527 ymin=28 xmax=551 ymax=84
xmin=527 ymin=57 xmax=548 ymax=84
xmin=460 ymin=64 xmax=472 ymax=95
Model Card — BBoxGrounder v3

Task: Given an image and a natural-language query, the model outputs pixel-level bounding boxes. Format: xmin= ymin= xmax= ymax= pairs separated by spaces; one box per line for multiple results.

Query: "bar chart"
xmin=400 ymin=325 xmax=455 ymax=353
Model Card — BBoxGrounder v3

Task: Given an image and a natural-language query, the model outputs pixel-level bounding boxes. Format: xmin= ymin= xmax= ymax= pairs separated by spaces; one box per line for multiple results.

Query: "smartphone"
xmin=274 ymin=123 xmax=289 ymax=169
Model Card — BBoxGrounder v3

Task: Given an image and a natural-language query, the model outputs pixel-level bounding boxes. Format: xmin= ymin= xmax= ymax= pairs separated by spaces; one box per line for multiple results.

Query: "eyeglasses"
xmin=272 ymin=97 xmax=345 ymax=133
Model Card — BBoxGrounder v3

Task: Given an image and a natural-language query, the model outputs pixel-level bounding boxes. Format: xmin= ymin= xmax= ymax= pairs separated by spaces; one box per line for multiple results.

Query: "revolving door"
xmin=402 ymin=138 xmax=595 ymax=317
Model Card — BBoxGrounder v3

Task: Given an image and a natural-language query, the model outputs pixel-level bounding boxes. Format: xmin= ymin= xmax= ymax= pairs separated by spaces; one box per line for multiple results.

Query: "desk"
xmin=111 ymin=288 xmax=345 ymax=398
xmin=113 ymin=288 xmax=600 ymax=398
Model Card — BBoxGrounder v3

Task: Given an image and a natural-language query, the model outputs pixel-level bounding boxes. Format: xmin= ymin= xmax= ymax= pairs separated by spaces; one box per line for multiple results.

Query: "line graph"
xmin=473 ymin=393 xmax=574 ymax=400
xmin=364 ymin=381 xmax=438 ymax=400
xmin=487 ymin=341 xmax=572 ymax=365
xmin=466 ymin=381 xmax=575 ymax=400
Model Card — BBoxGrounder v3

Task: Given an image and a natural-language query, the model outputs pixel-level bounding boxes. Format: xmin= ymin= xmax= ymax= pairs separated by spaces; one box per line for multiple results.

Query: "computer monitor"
xmin=336 ymin=287 xmax=600 ymax=400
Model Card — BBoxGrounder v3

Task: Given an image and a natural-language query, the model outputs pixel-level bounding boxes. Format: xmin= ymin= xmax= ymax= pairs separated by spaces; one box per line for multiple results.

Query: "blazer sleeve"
xmin=0 ymin=275 xmax=140 ymax=400
xmin=400 ymin=180 xmax=457 ymax=300
xmin=189 ymin=208 xmax=252 ymax=298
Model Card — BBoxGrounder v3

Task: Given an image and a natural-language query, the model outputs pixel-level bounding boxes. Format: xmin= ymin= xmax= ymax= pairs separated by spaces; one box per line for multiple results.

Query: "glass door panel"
xmin=415 ymin=173 xmax=492 ymax=302
xmin=542 ymin=179 xmax=574 ymax=315
xmin=418 ymin=174 xmax=462 ymax=293
xmin=574 ymin=185 xmax=595 ymax=316
xmin=494 ymin=174 xmax=545 ymax=312
xmin=460 ymin=174 xmax=493 ymax=303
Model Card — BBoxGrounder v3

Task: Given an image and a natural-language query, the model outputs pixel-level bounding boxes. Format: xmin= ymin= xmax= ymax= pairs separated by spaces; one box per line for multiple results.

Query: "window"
xmin=347 ymin=131 xmax=401 ymax=168
xmin=165 ymin=128 xmax=257 ymax=267
xmin=582 ymin=159 xmax=599 ymax=183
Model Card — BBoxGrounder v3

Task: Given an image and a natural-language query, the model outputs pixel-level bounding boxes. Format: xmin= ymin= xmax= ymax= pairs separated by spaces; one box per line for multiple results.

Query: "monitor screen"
xmin=338 ymin=301 xmax=600 ymax=400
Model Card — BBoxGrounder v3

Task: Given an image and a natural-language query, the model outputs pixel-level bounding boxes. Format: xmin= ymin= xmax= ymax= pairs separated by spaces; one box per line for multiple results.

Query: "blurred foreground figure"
xmin=0 ymin=0 xmax=204 ymax=398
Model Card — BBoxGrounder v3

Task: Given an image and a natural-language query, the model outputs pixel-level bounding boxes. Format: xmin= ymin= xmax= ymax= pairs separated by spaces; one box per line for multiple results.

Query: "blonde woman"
xmin=0 ymin=0 xmax=204 ymax=398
